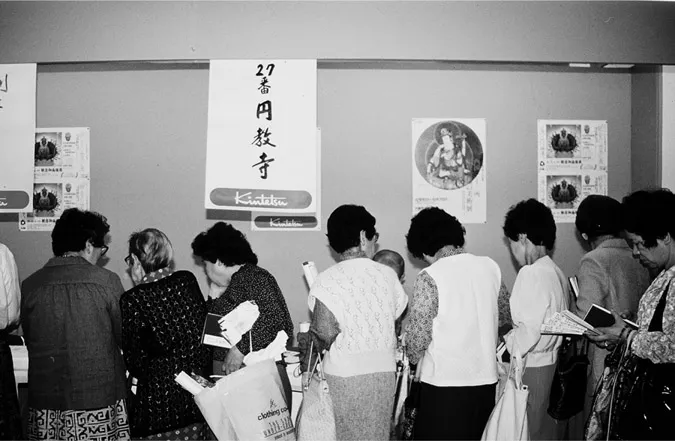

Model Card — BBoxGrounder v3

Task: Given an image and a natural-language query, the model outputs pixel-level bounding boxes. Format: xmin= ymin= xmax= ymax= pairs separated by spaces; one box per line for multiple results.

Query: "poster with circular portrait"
xmin=412 ymin=118 xmax=487 ymax=223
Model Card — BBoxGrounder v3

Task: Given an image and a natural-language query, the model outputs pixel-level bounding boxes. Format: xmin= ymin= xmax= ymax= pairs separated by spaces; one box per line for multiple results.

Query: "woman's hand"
xmin=222 ymin=345 xmax=245 ymax=375
xmin=585 ymin=310 xmax=628 ymax=349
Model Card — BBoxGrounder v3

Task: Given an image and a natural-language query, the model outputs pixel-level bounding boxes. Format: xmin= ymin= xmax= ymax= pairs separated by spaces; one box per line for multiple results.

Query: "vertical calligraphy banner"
xmin=205 ymin=60 xmax=318 ymax=213
xmin=0 ymin=64 xmax=36 ymax=213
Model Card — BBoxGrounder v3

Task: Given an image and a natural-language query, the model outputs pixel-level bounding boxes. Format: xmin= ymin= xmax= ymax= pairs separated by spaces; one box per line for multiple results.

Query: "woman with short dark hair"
xmin=21 ymin=208 xmax=129 ymax=440
xmin=502 ymin=199 xmax=569 ymax=440
xmin=191 ymin=222 xmax=294 ymax=406
xmin=405 ymin=207 xmax=506 ymax=440
xmin=573 ymin=195 xmax=650 ymax=426
xmin=120 ymin=228 xmax=209 ymax=440
xmin=304 ymin=204 xmax=407 ymax=440
xmin=588 ymin=189 xmax=675 ymax=439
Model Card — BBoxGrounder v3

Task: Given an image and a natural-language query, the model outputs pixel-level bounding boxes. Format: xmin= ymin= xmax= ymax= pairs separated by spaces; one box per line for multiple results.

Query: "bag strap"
xmin=648 ymin=279 xmax=672 ymax=332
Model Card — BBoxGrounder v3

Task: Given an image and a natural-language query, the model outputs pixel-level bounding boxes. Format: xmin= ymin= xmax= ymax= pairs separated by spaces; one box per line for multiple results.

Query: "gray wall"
xmin=1 ymin=1 xmax=674 ymax=64
xmin=0 ymin=62 xmax=633 ymax=328
xmin=631 ymin=66 xmax=663 ymax=191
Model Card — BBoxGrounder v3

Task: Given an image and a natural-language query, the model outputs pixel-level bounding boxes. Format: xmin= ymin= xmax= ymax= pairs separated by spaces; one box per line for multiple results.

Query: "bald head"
xmin=373 ymin=249 xmax=405 ymax=281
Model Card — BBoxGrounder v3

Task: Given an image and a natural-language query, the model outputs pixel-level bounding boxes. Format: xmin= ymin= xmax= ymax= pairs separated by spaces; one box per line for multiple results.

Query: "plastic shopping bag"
xmin=195 ymin=359 xmax=295 ymax=441
xmin=481 ymin=350 xmax=529 ymax=441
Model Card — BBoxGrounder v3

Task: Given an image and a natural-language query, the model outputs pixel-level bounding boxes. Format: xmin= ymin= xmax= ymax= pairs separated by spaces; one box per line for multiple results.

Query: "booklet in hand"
xmin=583 ymin=304 xmax=638 ymax=329
xmin=202 ymin=313 xmax=229 ymax=348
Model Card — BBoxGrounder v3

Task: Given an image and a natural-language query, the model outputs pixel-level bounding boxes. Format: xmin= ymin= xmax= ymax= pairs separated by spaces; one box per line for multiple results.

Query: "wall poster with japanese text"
xmin=0 ymin=63 xmax=36 ymax=213
xmin=537 ymin=120 xmax=608 ymax=223
xmin=19 ymin=128 xmax=90 ymax=231
xmin=412 ymin=118 xmax=487 ymax=223
xmin=205 ymin=60 xmax=318 ymax=213
xmin=251 ymin=128 xmax=322 ymax=231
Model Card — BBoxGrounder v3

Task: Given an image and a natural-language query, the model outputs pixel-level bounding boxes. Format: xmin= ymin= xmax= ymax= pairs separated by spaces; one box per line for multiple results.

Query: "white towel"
xmin=218 ymin=300 xmax=260 ymax=348
xmin=243 ymin=331 xmax=289 ymax=365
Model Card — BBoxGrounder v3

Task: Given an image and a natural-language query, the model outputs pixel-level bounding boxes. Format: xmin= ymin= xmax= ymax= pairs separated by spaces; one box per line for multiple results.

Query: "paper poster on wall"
xmin=0 ymin=63 xmax=36 ymax=213
xmin=19 ymin=128 xmax=91 ymax=231
xmin=537 ymin=120 xmax=608 ymax=223
xmin=251 ymin=128 xmax=322 ymax=231
xmin=412 ymin=118 xmax=487 ymax=223
xmin=205 ymin=60 xmax=318 ymax=213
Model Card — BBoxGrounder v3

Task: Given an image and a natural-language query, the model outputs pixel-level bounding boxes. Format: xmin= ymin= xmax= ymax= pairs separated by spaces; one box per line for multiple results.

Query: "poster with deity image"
xmin=19 ymin=128 xmax=90 ymax=231
xmin=411 ymin=118 xmax=487 ymax=223
xmin=537 ymin=120 xmax=607 ymax=222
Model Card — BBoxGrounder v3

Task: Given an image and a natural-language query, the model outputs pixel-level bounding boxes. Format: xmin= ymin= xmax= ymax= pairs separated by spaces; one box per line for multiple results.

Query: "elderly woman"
xmin=21 ymin=208 xmax=129 ymax=440
xmin=587 ymin=189 xmax=675 ymax=439
xmin=573 ymin=195 xmax=650 ymax=424
xmin=307 ymin=205 xmax=407 ymax=440
xmin=406 ymin=207 xmax=506 ymax=440
xmin=120 ymin=228 xmax=209 ymax=439
xmin=191 ymin=222 xmax=294 ymax=405
xmin=502 ymin=199 xmax=569 ymax=440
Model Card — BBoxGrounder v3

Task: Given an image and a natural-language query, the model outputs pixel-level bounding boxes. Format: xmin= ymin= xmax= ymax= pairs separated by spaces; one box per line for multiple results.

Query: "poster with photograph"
xmin=412 ymin=118 xmax=487 ymax=223
xmin=537 ymin=120 xmax=608 ymax=222
xmin=251 ymin=128 xmax=322 ymax=231
xmin=19 ymin=128 xmax=90 ymax=231
xmin=0 ymin=63 xmax=36 ymax=213
xmin=205 ymin=60 xmax=318 ymax=213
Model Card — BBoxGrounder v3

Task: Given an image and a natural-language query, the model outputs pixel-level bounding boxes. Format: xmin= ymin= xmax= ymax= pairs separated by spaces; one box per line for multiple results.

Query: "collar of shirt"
xmin=436 ymin=246 xmax=465 ymax=260
xmin=45 ymin=256 xmax=90 ymax=267
xmin=140 ymin=267 xmax=174 ymax=285
xmin=596 ymin=237 xmax=629 ymax=250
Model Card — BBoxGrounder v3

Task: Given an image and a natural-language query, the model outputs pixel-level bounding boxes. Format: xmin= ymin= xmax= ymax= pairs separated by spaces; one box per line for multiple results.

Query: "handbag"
xmin=583 ymin=342 xmax=624 ymax=440
xmin=613 ymin=279 xmax=675 ymax=440
xmin=391 ymin=344 xmax=410 ymax=440
xmin=398 ymin=353 xmax=424 ymax=441
xmin=295 ymin=342 xmax=336 ymax=441
xmin=547 ymin=335 xmax=589 ymax=419
xmin=481 ymin=349 xmax=530 ymax=441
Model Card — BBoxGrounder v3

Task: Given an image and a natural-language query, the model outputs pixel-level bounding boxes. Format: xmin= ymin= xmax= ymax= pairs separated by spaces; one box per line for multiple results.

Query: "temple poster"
xmin=19 ymin=128 xmax=91 ymax=231
xmin=537 ymin=120 xmax=608 ymax=223
xmin=412 ymin=118 xmax=487 ymax=223
xmin=251 ymin=128 xmax=322 ymax=231
xmin=205 ymin=60 xmax=318 ymax=213
xmin=0 ymin=63 xmax=36 ymax=213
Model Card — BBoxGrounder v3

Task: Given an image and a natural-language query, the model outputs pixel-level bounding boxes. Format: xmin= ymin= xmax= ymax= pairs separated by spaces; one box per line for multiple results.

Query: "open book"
xmin=541 ymin=310 xmax=600 ymax=336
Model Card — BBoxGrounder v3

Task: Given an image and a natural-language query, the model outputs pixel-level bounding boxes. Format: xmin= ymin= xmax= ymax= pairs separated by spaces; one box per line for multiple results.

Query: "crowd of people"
xmin=0 ymin=187 xmax=673 ymax=441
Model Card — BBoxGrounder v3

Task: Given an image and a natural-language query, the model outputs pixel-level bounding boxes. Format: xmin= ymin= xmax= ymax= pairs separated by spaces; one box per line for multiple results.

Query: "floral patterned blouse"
xmin=631 ymin=265 xmax=675 ymax=364
xmin=405 ymin=247 xmax=512 ymax=365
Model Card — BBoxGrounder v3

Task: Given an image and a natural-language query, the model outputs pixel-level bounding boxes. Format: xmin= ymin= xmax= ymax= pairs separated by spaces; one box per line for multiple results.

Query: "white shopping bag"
xmin=195 ymin=359 xmax=295 ymax=441
xmin=481 ymin=350 xmax=529 ymax=441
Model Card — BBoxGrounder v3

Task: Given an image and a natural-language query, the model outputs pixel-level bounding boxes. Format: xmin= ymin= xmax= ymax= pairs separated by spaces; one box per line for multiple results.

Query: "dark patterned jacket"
xmin=209 ymin=264 xmax=294 ymax=362
xmin=120 ymin=269 xmax=209 ymax=437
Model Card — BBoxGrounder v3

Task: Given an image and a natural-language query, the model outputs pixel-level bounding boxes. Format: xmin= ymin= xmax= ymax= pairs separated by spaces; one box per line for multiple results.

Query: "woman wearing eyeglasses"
xmin=119 ymin=228 xmax=209 ymax=440
xmin=21 ymin=208 xmax=130 ymax=440
xmin=302 ymin=204 xmax=408 ymax=440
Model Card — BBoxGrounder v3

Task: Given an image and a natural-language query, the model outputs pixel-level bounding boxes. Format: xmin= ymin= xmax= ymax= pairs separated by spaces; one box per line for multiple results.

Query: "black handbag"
xmin=614 ymin=280 xmax=675 ymax=440
xmin=547 ymin=335 xmax=589 ymax=420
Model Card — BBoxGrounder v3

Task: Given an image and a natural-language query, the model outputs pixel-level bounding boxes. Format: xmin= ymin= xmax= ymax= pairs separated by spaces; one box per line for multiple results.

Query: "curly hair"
xmin=128 ymin=228 xmax=174 ymax=273
xmin=406 ymin=207 xmax=465 ymax=260
xmin=503 ymin=199 xmax=556 ymax=250
xmin=326 ymin=205 xmax=377 ymax=254
xmin=51 ymin=208 xmax=110 ymax=256
xmin=575 ymin=195 xmax=623 ymax=240
xmin=191 ymin=222 xmax=258 ymax=266
xmin=622 ymin=188 xmax=675 ymax=247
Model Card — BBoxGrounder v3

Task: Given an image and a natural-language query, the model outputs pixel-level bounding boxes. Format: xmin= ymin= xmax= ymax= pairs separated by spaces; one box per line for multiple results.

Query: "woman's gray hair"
xmin=128 ymin=228 xmax=174 ymax=273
